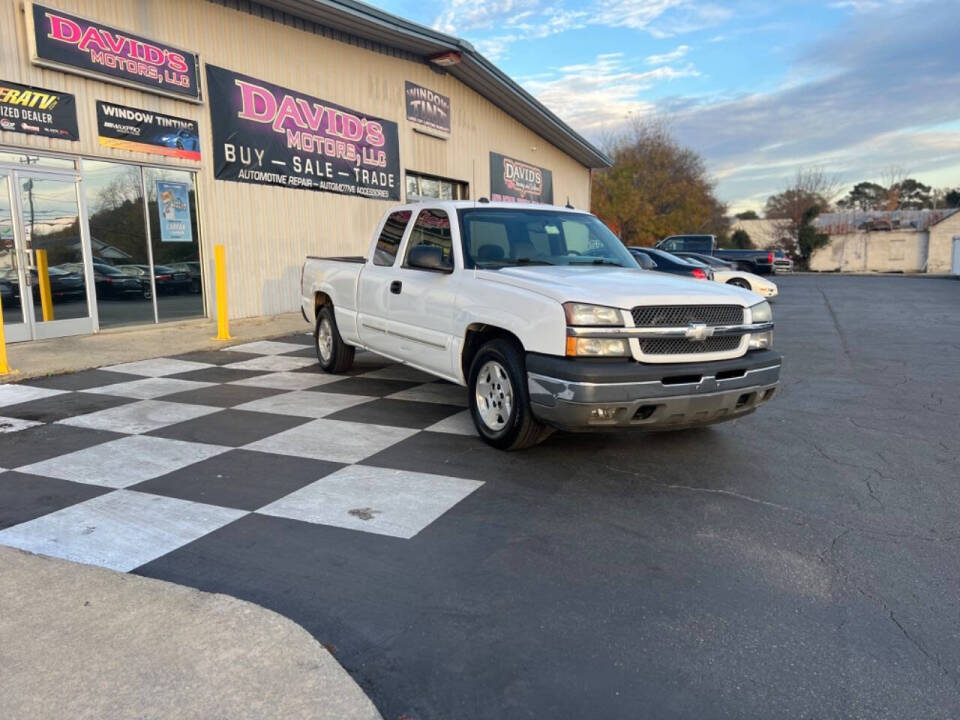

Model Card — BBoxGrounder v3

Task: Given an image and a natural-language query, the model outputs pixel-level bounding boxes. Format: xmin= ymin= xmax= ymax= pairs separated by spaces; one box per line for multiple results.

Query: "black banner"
xmin=96 ymin=101 xmax=200 ymax=161
xmin=206 ymin=65 xmax=400 ymax=200
xmin=29 ymin=3 xmax=200 ymax=100
xmin=0 ymin=79 xmax=77 ymax=140
xmin=490 ymin=152 xmax=553 ymax=204
xmin=405 ymin=81 xmax=450 ymax=133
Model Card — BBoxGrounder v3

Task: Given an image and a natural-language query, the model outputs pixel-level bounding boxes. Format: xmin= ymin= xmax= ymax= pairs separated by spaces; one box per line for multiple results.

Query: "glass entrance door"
xmin=0 ymin=172 xmax=28 ymax=342
xmin=6 ymin=170 xmax=94 ymax=340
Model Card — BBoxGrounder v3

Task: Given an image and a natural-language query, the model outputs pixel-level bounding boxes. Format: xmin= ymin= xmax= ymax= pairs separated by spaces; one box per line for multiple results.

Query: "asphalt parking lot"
xmin=1 ymin=274 xmax=959 ymax=719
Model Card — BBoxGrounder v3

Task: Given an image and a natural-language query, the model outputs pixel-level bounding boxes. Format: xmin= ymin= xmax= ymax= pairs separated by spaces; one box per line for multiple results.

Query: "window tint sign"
xmin=97 ymin=101 xmax=200 ymax=161
xmin=156 ymin=181 xmax=193 ymax=243
xmin=206 ymin=65 xmax=400 ymax=200
xmin=490 ymin=152 xmax=553 ymax=204
xmin=405 ymin=81 xmax=450 ymax=133
xmin=27 ymin=3 xmax=200 ymax=101
xmin=0 ymin=80 xmax=78 ymax=140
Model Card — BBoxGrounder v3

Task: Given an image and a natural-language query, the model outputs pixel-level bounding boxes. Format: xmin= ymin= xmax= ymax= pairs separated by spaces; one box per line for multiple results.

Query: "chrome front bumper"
xmin=527 ymin=351 xmax=781 ymax=431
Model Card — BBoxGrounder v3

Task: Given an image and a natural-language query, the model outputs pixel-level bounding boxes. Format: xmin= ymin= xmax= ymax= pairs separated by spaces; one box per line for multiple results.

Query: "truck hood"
xmin=480 ymin=266 xmax=761 ymax=307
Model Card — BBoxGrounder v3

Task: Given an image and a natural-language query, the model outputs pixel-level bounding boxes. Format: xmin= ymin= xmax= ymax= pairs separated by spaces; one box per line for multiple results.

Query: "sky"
xmin=367 ymin=0 xmax=960 ymax=213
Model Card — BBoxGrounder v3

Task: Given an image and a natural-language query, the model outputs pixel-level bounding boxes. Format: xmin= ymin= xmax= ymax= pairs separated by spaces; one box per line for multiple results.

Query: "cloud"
xmin=645 ymin=45 xmax=690 ymax=65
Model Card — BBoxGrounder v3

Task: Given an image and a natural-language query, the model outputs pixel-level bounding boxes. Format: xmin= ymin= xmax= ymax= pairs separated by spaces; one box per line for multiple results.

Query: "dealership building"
xmin=0 ymin=0 xmax=608 ymax=344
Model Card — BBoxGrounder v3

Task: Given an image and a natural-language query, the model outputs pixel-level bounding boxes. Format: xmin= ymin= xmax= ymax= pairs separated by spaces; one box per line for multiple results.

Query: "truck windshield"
xmin=459 ymin=208 xmax=638 ymax=270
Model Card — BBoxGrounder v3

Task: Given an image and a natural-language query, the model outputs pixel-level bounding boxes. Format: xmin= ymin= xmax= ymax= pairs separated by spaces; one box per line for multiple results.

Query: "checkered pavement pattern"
xmin=0 ymin=334 xmax=484 ymax=572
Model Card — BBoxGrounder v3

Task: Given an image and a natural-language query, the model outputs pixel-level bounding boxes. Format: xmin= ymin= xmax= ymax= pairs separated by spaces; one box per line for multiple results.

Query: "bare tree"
xmin=763 ymin=167 xmax=840 ymax=259
xmin=880 ymin=165 xmax=907 ymax=210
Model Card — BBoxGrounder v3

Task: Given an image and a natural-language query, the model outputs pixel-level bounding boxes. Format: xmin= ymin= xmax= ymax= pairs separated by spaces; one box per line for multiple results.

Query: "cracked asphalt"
xmin=7 ymin=274 xmax=958 ymax=719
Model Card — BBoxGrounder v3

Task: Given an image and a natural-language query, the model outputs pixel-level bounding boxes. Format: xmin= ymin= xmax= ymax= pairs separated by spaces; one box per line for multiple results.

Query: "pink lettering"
xmin=47 ymin=14 xmax=81 ymax=44
xmin=235 ymin=80 xmax=276 ymax=123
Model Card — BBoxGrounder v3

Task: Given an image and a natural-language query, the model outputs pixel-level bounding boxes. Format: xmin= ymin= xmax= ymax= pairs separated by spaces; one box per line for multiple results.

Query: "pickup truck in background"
xmin=301 ymin=202 xmax=781 ymax=450
xmin=655 ymin=234 xmax=776 ymax=275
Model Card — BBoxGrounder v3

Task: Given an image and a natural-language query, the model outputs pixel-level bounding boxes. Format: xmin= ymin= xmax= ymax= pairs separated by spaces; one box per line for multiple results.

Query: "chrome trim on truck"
xmin=566 ymin=322 xmax=774 ymax=340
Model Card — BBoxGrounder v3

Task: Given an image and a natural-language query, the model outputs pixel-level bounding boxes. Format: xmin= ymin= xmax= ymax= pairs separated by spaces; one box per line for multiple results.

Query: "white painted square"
xmin=0 ymin=384 xmax=67 ymax=408
xmin=245 ymin=418 xmax=417 ymax=464
xmin=387 ymin=382 xmax=468 ymax=407
xmin=58 ymin=400 xmax=220 ymax=434
xmin=425 ymin=410 xmax=477 ymax=436
xmin=101 ymin=358 xmax=214 ymax=377
xmin=234 ymin=391 xmax=369 ymax=419
xmin=228 ymin=371 xmax=342 ymax=391
xmin=84 ymin=377 xmax=215 ymax=400
xmin=0 ymin=416 xmax=43 ymax=434
xmin=0 ymin=490 xmax=245 ymax=572
xmin=258 ymin=465 xmax=483 ymax=538
xmin=359 ymin=364 xmax=437 ymax=383
xmin=17 ymin=435 xmax=229 ymax=487
xmin=223 ymin=355 xmax=315 ymax=372
xmin=223 ymin=340 xmax=305 ymax=355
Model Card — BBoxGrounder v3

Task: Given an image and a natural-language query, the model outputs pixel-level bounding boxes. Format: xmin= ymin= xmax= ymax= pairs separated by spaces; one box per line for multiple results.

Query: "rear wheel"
xmin=468 ymin=339 xmax=553 ymax=450
xmin=726 ymin=277 xmax=751 ymax=290
xmin=315 ymin=304 xmax=355 ymax=373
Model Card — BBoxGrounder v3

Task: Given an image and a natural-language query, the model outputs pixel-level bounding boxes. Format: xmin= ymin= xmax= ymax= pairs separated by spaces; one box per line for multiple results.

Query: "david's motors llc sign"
xmin=490 ymin=152 xmax=554 ymax=204
xmin=206 ymin=65 xmax=400 ymax=200
xmin=27 ymin=3 xmax=200 ymax=100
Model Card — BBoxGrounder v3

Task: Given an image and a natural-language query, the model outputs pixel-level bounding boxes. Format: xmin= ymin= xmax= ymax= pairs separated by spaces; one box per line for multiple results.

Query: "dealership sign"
xmin=0 ymin=79 xmax=78 ymax=140
xmin=97 ymin=101 xmax=200 ymax=161
xmin=206 ymin=65 xmax=400 ymax=200
xmin=405 ymin=81 xmax=450 ymax=133
xmin=490 ymin=152 xmax=553 ymax=204
xmin=27 ymin=3 xmax=200 ymax=101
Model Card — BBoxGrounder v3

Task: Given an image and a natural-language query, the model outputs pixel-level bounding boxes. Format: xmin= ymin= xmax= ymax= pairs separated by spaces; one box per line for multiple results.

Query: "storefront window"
xmin=144 ymin=167 xmax=203 ymax=322
xmin=0 ymin=173 xmax=20 ymax=329
xmin=0 ymin=151 xmax=76 ymax=170
xmin=406 ymin=172 xmax=468 ymax=202
xmin=82 ymin=160 xmax=154 ymax=327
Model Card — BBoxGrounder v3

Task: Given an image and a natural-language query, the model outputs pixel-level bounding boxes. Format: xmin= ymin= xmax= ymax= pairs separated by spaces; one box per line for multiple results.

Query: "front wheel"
xmin=315 ymin=304 xmax=355 ymax=373
xmin=726 ymin=277 xmax=751 ymax=290
xmin=468 ymin=339 xmax=553 ymax=450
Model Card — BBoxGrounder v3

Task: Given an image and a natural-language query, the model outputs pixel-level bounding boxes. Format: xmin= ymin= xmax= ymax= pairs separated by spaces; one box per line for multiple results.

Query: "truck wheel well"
xmin=461 ymin=324 xmax=523 ymax=380
xmin=313 ymin=292 xmax=330 ymax=321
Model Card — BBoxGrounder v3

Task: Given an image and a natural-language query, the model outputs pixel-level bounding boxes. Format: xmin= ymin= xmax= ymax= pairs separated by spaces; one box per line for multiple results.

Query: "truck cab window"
xmin=404 ymin=209 xmax=453 ymax=265
xmin=373 ymin=210 xmax=411 ymax=266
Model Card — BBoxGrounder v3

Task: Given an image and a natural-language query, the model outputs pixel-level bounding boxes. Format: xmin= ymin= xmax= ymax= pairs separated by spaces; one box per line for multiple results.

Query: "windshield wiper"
xmin=513 ymin=257 xmax=555 ymax=265
xmin=568 ymin=257 xmax=623 ymax=266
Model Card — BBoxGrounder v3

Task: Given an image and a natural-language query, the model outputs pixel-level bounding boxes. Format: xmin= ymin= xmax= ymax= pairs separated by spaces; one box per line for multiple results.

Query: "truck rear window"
xmin=374 ymin=210 xmax=411 ymax=266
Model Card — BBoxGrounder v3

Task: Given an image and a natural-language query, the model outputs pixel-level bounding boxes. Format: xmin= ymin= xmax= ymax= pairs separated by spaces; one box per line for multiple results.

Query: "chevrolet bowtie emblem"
xmin=684 ymin=323 xmax=714 ymax=342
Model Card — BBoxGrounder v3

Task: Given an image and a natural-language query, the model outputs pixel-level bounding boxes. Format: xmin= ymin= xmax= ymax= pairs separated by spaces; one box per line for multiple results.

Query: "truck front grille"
xmin=639 ymin=336 xmax=743 ymax=355
xmin=631 ymin=304 xmax=743 ymax=327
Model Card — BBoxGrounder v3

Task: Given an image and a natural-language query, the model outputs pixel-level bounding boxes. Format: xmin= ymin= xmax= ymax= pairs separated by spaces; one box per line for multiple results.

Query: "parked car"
xmin=673 ymin=252 xmax=778 ymax=299
xmin=0 ymin=275 xmax=14 ymax=306
xmin=117 ymin=264 xmax=191 ymax=294
xmin=628 ymin=247 xmax=714 ymax=281
xmin=2 ymin=266 xmax=85 ymax=302
xmin=772 ymin=251 xmax=793 ymax=273
xmin=168 ymin=261 xmax=202 ymax=293
xmin=59 ymin=262 xmax=150 ymax=299
xmin=655 ymin=234 xmax=776 ymax=274
xmin=301 ymin=202 xmax=781 ymax=450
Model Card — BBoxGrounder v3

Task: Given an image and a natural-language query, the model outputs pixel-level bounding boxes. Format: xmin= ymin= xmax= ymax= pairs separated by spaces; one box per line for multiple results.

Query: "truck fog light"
xmin=748 ymin=330 xmax=773 ymax=349
xmin=590 ymin=407 xmax=620 ymax=420
xmin=567 ymin=337 xmax=630 ymax=357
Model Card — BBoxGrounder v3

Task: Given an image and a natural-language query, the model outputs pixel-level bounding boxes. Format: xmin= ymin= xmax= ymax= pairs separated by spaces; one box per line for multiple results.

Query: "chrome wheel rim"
xmin=318 ymin=317 xmax=333 ymax=363
xmin=475 ymin=360 xmax=513 ymax=431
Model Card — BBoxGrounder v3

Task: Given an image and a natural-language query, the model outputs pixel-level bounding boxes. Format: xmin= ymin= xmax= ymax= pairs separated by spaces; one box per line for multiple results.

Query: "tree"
xmin=837 ymin=182 xmax=887 ymax=211
xmin=729 ymin=228 xmax=754 ymax=249
xmin=734 ymin=210 xmax=759 ymax=220
xmin=591 ymin=118 xmax=729 ymax=246
xmin=796 ymin=206 xmax=829 ymax=265
xmin=943 ymin=188 xmax=960 ymax=208
xmin=764 ymin=167 xmax=839 ymax=260
xmin=889 ymin=178 xmax=932 ymax=209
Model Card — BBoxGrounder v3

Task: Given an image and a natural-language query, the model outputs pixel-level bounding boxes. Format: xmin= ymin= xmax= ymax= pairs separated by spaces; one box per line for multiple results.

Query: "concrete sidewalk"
xmin=3 ymin=312 xmax=309 ymax=380
xmin=0 ymin=546 xmax=382 ymax=720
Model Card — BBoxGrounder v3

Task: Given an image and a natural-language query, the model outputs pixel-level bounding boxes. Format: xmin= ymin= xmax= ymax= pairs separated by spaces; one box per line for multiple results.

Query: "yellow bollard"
xmin=0 ymin=290 xmax=15 ymax=376
xmin=213 ymin=244 xmax=231 ymax=340
xmin=36 ymin=249 xmax=54 ymax=322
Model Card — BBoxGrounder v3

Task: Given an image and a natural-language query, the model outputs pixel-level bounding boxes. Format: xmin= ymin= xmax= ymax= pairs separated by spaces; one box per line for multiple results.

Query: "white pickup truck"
xmin=300 ymin=201 xmax=781 ymax=449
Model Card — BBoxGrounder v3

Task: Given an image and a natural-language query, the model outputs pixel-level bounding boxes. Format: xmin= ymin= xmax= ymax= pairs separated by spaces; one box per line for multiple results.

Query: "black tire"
xmin=315 ymin=304 xmax=355 ymax=373
xmin=468 ymin=338 xmax=553 ymax=450
xmin=726 ymin=277 xmax=751 ymax=290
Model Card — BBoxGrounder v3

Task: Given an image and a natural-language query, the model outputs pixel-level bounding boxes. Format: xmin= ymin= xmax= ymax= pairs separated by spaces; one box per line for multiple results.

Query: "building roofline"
xmin=253 ymin=0 xmax=612 ymax=169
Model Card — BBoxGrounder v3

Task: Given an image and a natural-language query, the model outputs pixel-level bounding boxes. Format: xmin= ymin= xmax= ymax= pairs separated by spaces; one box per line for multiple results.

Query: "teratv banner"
xmin=28 ymin=3 xmax=200 ymax=100
xmin=490 ymin=152 xmax=553 ymax=204
xmin=0 ymin=79 xmax=77 ymax=140
xmin=206 ymin=65 xmax=400 ymax=200
xmin=97 ymin=101 xmax=200 ymax=161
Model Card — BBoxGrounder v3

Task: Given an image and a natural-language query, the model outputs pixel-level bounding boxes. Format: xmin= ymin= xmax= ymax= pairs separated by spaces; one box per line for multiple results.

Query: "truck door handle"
xmin=390 ymin=281 xmax=402 ymax=294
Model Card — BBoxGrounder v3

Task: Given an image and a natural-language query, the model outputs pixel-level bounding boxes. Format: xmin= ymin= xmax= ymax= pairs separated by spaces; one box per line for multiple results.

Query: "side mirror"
xmin=407 ymin=244 xmax=453 ymax=273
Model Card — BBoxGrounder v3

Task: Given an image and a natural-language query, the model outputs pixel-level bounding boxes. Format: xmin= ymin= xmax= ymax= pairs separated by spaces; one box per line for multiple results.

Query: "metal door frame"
xmin=8 ymin=167 xmax=96 ymax=341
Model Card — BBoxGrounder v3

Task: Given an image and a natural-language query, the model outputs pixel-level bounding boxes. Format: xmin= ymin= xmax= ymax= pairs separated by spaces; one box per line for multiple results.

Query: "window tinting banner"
xmin=206 ymin=65 xmax=401 ymax=200
xmin=97 ymin=101 xmax=200 ymax=161
xmin=28 ymin=3 xmax=200 ymax=101
xmin=490 ymin=152 xmax=553 ymax=204
xmin=405 ymin=81 xmax=450 ymax=133
xmin=0 ymin=79 xmax=78 ymax=140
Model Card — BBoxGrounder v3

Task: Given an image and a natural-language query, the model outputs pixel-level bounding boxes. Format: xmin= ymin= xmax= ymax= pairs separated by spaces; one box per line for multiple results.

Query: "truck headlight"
xmin=563 ymin=302 xmax=624 ymax=326
xmin=749 ymin=301 xmax=772 ymax=323
xmin=566 ymin=337 xmax=631 ymax=357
